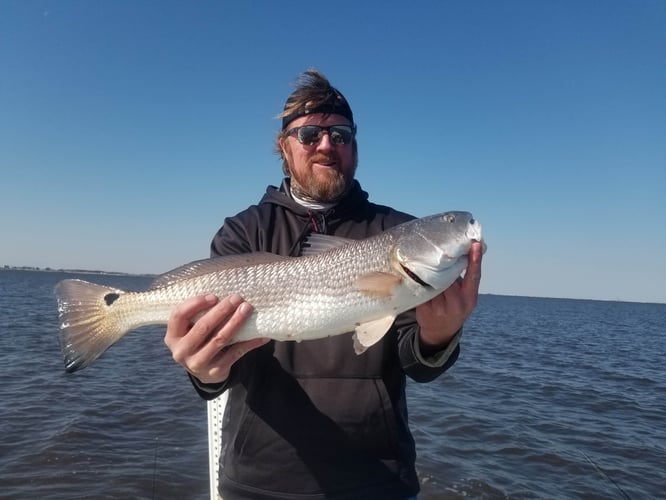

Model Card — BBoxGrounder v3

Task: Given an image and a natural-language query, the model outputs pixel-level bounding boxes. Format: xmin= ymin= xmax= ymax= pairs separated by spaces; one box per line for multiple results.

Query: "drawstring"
xmin=288 ymin=210 xmax=327 ymax=257
xmin=287 ymin=210 xmax=328 ymax=257
xmin=308 ymin=210 xmax=327 ymax=234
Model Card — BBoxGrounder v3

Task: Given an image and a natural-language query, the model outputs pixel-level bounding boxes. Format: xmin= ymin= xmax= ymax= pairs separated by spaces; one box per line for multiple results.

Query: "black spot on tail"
xmin=104 ymin=293 xmax=120 ymax=306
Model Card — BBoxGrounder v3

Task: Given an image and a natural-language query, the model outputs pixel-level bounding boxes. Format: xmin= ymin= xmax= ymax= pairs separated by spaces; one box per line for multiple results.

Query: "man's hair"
xmin=278 ymin=69 xmax=354 ymax=130
xmin=274 ymin=69 xmax=356 ymax=176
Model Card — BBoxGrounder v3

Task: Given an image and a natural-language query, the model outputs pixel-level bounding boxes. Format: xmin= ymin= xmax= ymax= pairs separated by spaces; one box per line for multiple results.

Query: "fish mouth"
xmin=401 ymin=264 xmax=432 ymax=288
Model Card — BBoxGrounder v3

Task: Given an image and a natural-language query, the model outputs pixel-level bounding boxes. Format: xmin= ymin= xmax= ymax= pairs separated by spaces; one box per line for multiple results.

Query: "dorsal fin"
xmin=150 ymin=253 xmax=289 ymax=289
xmin=301 ymin=234 xmax=355 ymax=256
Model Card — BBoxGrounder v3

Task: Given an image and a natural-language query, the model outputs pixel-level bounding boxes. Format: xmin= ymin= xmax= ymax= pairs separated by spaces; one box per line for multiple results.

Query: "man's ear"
xmin=278 ymin=137 xmax=288 ymax=159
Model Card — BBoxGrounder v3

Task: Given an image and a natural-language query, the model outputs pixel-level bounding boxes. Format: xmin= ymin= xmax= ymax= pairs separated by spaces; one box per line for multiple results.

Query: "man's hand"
xmin=164 ymin=294 xmax=269 ymax=384
xmin=416 ymin=240 xmax=484 ymax=352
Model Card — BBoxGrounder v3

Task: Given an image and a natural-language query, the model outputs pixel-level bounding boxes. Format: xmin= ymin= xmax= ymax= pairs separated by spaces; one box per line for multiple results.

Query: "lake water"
xmin=1 ymin=270 xmax=664 ymax=499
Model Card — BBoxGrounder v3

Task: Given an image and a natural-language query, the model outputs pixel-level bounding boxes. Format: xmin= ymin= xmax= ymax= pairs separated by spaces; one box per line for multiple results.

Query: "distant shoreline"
xmin=0 ymin=265 xmax=151 ymax=277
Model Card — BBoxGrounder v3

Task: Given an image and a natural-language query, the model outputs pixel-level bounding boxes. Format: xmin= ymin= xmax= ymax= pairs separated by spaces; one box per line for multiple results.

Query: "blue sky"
xmin=1 ymin=1 xmax=664 ymax=303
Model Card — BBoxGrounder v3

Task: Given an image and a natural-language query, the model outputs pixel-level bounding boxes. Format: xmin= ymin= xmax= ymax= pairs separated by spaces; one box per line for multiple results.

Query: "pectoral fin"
xmin=356 ymin=272 xmax=402 ymax=298
xmin=353 ymin=315 xmax=396 ymax=354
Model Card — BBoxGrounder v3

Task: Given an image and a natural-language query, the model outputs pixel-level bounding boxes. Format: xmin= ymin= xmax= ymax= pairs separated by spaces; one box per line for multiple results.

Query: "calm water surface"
xmin=1 ymin=270 xmax=664 ymax=499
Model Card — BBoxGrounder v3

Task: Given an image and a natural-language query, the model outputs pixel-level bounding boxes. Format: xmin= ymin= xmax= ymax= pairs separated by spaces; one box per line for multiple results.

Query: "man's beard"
xmin=289 ymin=155 xmax=356 ymax=203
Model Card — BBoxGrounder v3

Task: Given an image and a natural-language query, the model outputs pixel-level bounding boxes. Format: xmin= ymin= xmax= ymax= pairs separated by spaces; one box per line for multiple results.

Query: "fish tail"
xmin=55 ymin=279 xmax=130 ymax=372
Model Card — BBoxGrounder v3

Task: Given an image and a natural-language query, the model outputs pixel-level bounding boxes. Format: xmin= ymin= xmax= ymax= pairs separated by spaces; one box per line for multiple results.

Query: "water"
xmin=1 ymin=270 xmax=664 ymax=499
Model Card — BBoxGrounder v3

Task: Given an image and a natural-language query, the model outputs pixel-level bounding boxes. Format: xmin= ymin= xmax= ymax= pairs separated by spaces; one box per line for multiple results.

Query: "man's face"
xmin=279 ymin=113 xmax=357 ymax=202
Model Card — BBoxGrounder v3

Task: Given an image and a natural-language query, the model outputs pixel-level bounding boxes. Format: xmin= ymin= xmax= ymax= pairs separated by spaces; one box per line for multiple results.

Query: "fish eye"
xmin=444 ymin=214 xmax=455 ymax=223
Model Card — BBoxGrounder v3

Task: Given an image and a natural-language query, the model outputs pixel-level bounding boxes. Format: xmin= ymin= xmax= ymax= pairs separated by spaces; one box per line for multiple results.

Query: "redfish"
xmin=55 ymin=211 xmax=484 ymax=372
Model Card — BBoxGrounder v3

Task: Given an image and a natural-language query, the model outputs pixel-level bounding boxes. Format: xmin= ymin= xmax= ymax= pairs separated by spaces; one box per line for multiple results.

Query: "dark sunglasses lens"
xmin=292 ymin=125 xmax=353 ymax=145
xmin=298 ymin=126 xmax=322 ymax=145
xmin=329 ymin=126 xmax=353 ymax=144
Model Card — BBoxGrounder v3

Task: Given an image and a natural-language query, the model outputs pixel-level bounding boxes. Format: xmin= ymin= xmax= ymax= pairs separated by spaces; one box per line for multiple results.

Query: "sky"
xmin=1 ymin=1 xmax=664 ymax=304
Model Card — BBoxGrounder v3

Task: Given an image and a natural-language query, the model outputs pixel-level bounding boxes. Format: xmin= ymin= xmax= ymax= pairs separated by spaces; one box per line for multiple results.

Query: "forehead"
xmin=286 ymin=113 xmax=353 ymax=129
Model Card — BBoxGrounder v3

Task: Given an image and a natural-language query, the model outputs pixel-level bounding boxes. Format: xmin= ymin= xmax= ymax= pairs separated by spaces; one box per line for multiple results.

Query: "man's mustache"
xmin=309 ymin=154 xmax=339 ymax=166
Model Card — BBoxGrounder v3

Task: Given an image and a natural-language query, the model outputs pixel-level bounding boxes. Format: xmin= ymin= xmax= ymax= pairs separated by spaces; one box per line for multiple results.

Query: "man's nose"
xmin=316 ymin=131 xmax=334 ymax=151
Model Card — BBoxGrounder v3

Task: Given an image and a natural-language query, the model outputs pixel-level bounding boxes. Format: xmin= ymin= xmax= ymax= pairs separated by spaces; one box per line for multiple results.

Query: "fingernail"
xmin=239 ymin=302 xmax=253 ymax=314
xmin=228 ymin=294 xmax=243 ymax=306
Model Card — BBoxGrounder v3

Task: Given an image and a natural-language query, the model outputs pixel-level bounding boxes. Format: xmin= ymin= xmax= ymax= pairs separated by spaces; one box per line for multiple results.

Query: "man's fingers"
xmin=462 ymin=242 xmax=483 ymax=294
xmin=167 ymin=294 xmax=250 ymax=367
xmin=165 ymin=294 xmax=219 ymax=346
xmin=196 ymin=338 xmax=270 ymax=382
xmin=189 ymin=294 xmax=245 ymax=342
xmin=219 ymin=338 xmax=270 ymax=366
xmin=210 ymin=300 xmax=254 ymax=347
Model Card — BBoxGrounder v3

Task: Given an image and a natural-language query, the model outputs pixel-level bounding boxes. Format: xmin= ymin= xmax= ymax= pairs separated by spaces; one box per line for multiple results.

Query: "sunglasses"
xmin=285 ymin=125 xmax=356 ymax=146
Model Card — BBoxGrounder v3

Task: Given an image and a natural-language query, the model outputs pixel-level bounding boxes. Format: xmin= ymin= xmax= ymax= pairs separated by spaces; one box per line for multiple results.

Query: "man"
xmin=165 ymin=69 xmax=483 ymax=499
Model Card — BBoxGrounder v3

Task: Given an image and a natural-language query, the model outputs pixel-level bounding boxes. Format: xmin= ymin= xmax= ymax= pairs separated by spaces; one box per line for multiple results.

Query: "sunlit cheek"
xmin=284 ymin=144 xmax=311 ymax=177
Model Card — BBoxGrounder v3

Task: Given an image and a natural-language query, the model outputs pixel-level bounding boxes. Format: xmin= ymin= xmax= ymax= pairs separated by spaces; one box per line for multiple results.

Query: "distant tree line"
xmin=2 ymin=265 xmax=57 ymax=271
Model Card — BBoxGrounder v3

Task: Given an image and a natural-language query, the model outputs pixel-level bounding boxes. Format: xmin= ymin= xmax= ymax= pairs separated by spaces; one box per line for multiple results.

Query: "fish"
xmin=55 ymin=211 xmax=485 ymax=372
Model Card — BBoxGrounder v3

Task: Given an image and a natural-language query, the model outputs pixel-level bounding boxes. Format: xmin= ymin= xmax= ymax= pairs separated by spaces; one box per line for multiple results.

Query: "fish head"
xmin=393 ymin=211 xmax=485 ymax=290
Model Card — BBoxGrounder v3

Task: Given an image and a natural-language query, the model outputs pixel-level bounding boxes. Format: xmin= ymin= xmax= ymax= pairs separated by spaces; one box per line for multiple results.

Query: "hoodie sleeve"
xmin=188 ymin=374 xmax=230 ymax=401
xmin=210 ymin=213 xmax=256 ymax=257
xmin=395 ymin=310 xmax=461 ymax=383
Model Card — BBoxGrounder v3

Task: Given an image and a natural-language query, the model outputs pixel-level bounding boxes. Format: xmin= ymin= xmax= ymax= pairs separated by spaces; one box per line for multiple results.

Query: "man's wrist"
xmin=418 ymin=327 xmax=459 ymax=356
xmin=414 ymin=327 xmax=463 ymax=367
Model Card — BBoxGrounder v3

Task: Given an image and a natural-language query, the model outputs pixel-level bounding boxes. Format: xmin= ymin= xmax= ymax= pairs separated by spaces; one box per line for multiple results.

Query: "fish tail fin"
xmin=55 ymin=279 xmax=129 ymax=373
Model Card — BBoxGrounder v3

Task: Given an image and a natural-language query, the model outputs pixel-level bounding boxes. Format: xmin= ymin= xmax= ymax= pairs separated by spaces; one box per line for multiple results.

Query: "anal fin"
xmin=353 ymin=315 xmax=396 ymax=354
